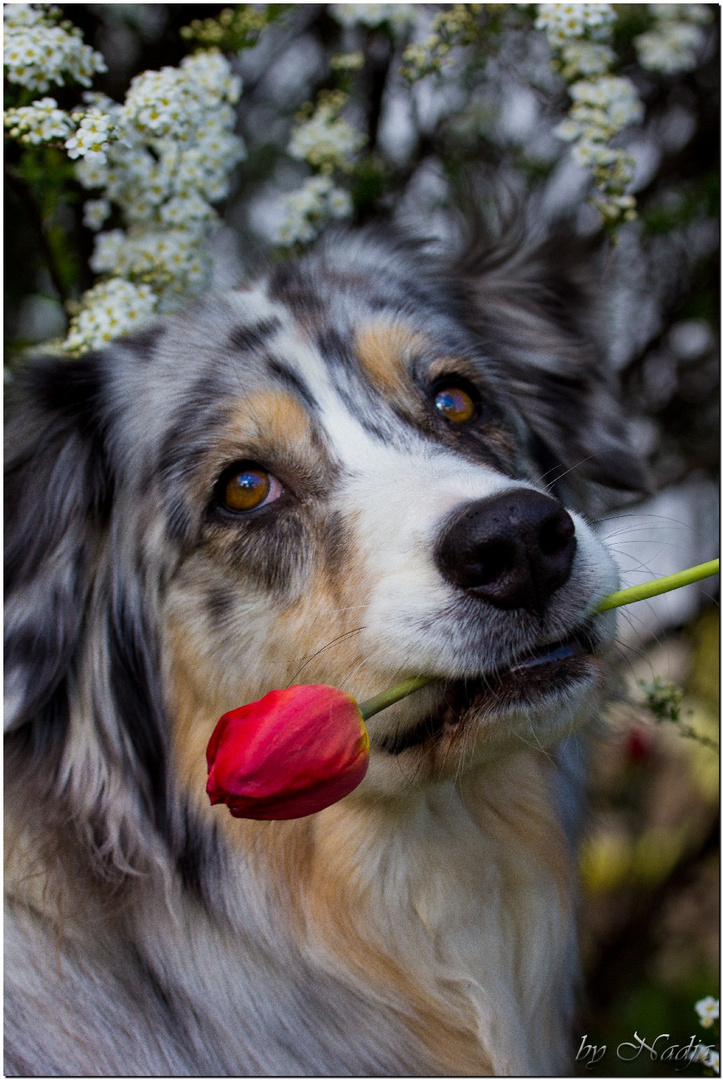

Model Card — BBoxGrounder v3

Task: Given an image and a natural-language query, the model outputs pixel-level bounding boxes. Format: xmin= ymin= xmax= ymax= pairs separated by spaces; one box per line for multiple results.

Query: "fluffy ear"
xmin=5 ymin=350 xmax=174 ymax=871
xmin=4 ymin=354 xmax=114 ymax=734
xmin=452 ymin=228 xmax=651 ymax=499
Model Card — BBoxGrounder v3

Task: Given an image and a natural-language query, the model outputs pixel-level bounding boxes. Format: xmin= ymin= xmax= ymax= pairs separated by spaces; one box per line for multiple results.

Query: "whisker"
xmin=287 ymin=626 xmax=367 ymax=685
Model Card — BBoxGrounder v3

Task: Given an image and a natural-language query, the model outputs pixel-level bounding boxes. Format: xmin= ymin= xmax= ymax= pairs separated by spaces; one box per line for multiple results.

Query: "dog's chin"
xmin=370 ymin=623 xmax=603 ymax=768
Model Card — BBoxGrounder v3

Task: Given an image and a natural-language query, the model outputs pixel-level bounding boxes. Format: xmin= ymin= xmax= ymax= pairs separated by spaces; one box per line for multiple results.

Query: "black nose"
xmin=434 ymin=490 xmax=577 ymax=613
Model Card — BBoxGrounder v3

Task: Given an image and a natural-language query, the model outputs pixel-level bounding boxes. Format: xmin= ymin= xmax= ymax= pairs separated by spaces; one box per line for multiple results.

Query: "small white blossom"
xmin=705 ymin=1049 xmax=720 ymax=1075
xmin=328 ymin=187 xmax=352 ymax=218
xmin=83 ymin=198 xmax=111 ymax=231
xmin=65 ymin=108 xmax=114 ymax=163
xmin=695 ymin=997 xmax=720 ymax=1029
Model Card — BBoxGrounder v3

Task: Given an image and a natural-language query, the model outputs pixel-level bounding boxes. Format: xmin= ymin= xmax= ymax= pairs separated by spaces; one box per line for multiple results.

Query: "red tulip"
xmin=206 ymin=684 xmax=370 ymax=820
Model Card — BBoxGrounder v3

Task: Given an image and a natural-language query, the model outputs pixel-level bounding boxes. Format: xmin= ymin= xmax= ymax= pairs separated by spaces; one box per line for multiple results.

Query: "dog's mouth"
xmin=376 ymin=623 xmax=599 ymax=755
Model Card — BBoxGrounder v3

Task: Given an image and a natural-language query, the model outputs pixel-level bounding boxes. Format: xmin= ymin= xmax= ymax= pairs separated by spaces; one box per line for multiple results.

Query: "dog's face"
xmin=6 ymin=231 xmax=643 ymax=839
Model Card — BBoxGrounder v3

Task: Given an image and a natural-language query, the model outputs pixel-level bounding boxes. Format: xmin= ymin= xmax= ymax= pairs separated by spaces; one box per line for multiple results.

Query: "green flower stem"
xmin=357 ymin=559 xmax=720 ymax=720
xmin=594 ymin=558 xmax=719 ymax=612
xmin=359 ymin=676 xmax=434 ymax=721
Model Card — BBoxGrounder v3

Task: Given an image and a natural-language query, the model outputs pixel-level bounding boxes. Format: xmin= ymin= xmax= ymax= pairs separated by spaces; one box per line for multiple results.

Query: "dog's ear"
xmin=5 ymin=354 xmax=115 ymax=734
xmin=5 ymin=349 xmax=174 ymax=872
xmin=451 ymin=228 xmax=651 ymax=499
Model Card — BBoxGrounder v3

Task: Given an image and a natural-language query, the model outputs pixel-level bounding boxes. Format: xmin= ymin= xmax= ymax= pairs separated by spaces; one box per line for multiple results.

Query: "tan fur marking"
xmin=226 ymin=389 xmax=315 ymax=461
xmin=299 ymin=804 xmax=495 ymax=1074
xmin=355 ymin=322 xmax=427 ymax=401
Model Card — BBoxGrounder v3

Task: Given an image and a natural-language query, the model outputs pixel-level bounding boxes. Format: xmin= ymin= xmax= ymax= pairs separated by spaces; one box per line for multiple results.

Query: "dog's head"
xmin=5 ymin=229 xmax=646 ymax=870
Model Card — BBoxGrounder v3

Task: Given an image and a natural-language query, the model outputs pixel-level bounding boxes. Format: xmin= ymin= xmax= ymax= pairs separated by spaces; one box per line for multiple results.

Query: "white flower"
xmin=328 ymin=187 xmax=352 ymax=218
xmin=83 ymin=199 xmax=111 ymax=231
xmin=65 ymin=108 xmax=113 ymax=163
xmin=89 ymin=230 xmax=126 ymax=274
xmin=705 ymin=1049 xmax=720 ymax=1074
xmin=695 ymin=997 xmax=720 ymax=1029
xmin=74 ymin=156 xmax=110 ymax=190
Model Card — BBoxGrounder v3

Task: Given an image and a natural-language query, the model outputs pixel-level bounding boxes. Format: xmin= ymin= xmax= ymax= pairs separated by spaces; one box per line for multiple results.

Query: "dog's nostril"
xmin=539 ymin=512 xmax=575 ymax=557
xmin=469 ymin=541 xmax=514 ymax=586
xmin=435 ymin=490 xmax=577 ymax=613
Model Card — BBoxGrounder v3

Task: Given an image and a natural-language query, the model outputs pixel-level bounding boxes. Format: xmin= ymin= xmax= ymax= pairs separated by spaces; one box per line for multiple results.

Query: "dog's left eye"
xmin=433 ymin=381 xmax=479 ymax=425
xmin=216 ymin=463 xmax=284 ymax=514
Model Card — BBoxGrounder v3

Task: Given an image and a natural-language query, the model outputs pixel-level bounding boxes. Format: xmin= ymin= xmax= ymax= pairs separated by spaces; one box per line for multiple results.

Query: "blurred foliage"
xmin=578 ymin=608 xmax=719 ymax=1075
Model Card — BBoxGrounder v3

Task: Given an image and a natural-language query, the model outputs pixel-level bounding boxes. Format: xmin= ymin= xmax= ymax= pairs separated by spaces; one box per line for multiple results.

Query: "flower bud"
xmin=206 ymin=684 xmax=370 ymax=820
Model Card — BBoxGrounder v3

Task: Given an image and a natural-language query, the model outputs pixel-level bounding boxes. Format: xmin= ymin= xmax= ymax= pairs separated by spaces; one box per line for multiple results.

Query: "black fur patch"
xmin=266 ymin=357 xmax=318 ymax=412
xmin=5 ymin=678 xmax=70 ymax=782
xmin=228 ymin=317 xmax=282 ymax=354
xmin=107 ymin=599 xmax=169 ymax=837
xmin=116 ymin=325 xmax=165 ymax=364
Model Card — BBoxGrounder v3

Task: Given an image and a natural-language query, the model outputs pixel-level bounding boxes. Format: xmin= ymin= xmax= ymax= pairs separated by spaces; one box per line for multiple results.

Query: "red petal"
xmin=206 ymin=684 xmax=369 ymax=819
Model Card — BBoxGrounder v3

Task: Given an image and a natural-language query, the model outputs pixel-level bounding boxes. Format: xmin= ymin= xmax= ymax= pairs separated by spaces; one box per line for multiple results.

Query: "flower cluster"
xmin=65 ymin=52 xmax=245 ymax=348
xmin=181 ymin=5 xmax=282 ymax=53
xmin=276 ymin=175 xmax=352 ymax=246
xmin=288 ymin=91 xmax=366 ymax=174
xmin=4 ymin=4 xmax=106 ymax=93
xmin=4 ymin=6 xmax=249 ymax=353
xmin=64 ymin=279 xmax=156 ymax=352
xmin=534 ymin=3 xmax=615 ymax=47
xmin=64 ymin=107 xmax=114 ymax=164
xmin=277 ymin=90 xmax=364 ymax=247
xmin=4 ymin=95 xmax=73 ymax=144
xmin=401 ymin=5 xmax=482 ymax=82
xmin=536 ymin=4 xmax=642 ymax=227
xmin=635 ymin=5 xmax=713 ymax=76
xmin=331 ymin=5 xmax=419 ymax=31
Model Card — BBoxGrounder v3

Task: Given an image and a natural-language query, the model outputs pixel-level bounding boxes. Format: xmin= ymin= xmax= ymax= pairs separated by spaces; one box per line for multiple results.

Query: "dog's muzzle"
xmin=434 ymin=489 xmax=577 ymax=614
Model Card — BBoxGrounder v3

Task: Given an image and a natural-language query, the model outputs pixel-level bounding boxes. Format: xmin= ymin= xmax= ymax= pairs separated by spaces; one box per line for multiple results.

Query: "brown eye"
xmin=220 ymin=465 xmax=282 ymax=513
xmin=433 ymin=383 xmax=478 ymax=425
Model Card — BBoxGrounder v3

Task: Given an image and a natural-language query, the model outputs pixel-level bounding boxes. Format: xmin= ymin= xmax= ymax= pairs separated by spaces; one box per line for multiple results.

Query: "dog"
xmin=5 ymin=226 xmax=648 ymax=1076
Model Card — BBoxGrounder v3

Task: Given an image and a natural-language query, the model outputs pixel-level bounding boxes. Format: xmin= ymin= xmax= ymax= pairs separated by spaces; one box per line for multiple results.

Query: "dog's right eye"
xmin=216 ymin=463 xmax=283 ymax=514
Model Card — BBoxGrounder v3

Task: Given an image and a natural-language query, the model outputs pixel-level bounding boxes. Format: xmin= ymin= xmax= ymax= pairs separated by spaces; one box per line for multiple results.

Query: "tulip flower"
xmin=206 ymin=684 xmax=371 ymax=820
xmin=206 ymin=559 xmax=718 ymax=820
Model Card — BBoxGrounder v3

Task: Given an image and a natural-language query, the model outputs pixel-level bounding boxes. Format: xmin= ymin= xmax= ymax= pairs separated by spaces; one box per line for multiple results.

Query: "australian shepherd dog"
xmin=5 ymin=227 xmax=647 ymax=1076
